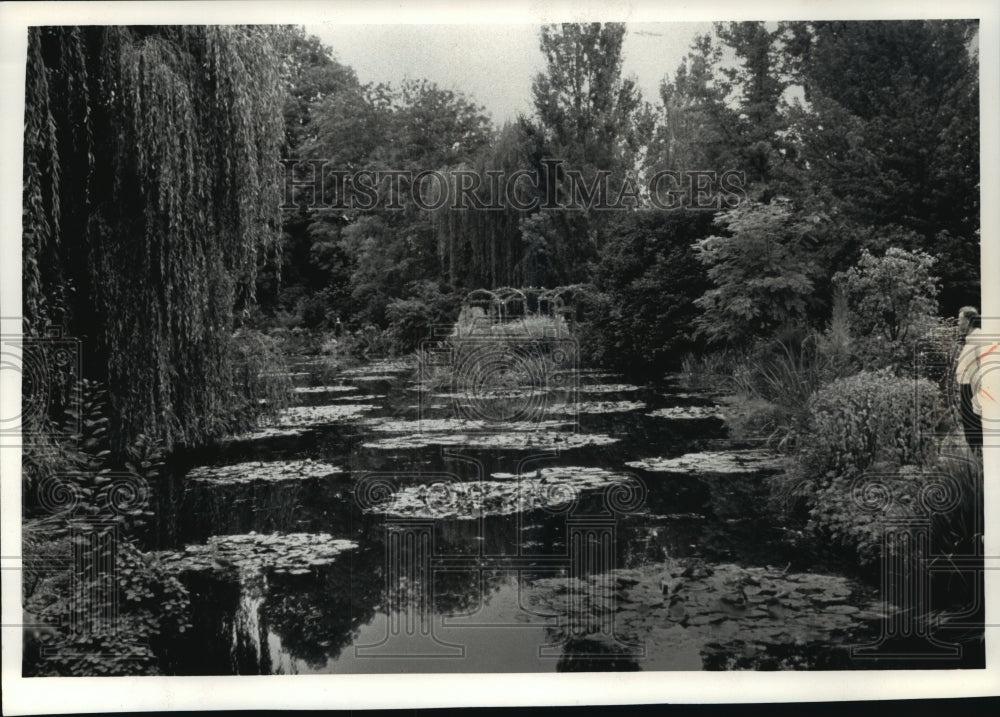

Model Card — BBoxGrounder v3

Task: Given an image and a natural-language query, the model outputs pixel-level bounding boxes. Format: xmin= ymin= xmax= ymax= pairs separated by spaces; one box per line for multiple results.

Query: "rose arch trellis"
xmin=461 ymin=284 xmax=599 ymax=325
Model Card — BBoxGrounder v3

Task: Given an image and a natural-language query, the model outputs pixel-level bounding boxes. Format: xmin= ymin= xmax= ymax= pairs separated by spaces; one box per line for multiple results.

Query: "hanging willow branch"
xmin=24 ymin=25 xmax=286 ymax=450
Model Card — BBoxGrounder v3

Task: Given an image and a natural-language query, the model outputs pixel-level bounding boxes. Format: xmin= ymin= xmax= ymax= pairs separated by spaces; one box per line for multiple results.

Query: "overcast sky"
xmin=306 ymin=23 xmax=714 ymax=125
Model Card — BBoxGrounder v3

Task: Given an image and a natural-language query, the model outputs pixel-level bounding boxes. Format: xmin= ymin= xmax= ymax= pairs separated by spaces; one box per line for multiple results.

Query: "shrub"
xmin=801 ymin=370 xmax=940 ymax=482
xmin=23 ymin=536 xmax=191 ymax=676
xmin=360 ymin=324 xmax=396 ymax=358
xmin=810 ymin=465 xmax=929 ymax=564
xmin=772 ymin=370 xmax=942 ymax=562
xmin=809 ymin=448 xmax=982 ymax=566
xmin=386 ymin=281 xmax=461 ymax=354
xmin=833 ymin=247 xmax=940 ymax=371
xmin=21 ymin=378 xmax=189 ymax=676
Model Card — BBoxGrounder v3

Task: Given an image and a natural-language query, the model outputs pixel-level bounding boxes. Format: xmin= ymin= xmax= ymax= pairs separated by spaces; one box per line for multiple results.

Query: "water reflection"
xmin=145 ymin=365 xmax=934 ymax=674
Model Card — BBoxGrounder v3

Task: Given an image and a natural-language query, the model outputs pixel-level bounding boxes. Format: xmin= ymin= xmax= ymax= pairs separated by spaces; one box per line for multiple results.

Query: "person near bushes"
xmin=955 ymin=306 xmax=984 ymax=449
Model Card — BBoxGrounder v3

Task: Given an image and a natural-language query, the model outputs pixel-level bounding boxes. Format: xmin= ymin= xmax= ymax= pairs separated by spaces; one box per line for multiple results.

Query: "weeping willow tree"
xmin=23 ymin=26 xmax=286 ymax=450
xmin=432 ymin=120 xmax=549 ymax=290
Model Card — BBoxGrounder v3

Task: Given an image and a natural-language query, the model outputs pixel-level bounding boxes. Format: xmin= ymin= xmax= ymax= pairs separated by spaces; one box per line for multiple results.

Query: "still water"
xmin=142 ymin=356 xmax=962 ymax=674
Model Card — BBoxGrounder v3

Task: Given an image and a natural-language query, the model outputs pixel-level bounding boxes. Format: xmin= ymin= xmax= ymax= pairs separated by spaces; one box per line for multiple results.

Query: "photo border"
xmin=2 ymin=0 xmax=998 ymax=712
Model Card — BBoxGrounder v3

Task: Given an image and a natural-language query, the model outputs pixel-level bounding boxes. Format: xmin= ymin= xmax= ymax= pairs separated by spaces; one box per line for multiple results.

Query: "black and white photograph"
xmin=2 ymin=0 xmax=998 ymax=711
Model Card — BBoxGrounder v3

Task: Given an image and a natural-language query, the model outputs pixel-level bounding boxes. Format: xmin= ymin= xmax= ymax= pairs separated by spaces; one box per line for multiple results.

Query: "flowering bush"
xmin=772 ymin=370 xmax=942 ymax=561
xmin=833 ymin=247 xmax=940 ymax=371
xmin=801 ymin=369 xmax=940 ymax=481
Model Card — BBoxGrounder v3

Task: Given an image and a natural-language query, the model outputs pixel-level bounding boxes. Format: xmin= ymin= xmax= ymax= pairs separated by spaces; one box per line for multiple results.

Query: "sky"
xmin=306 ymin=23 xmax=714 ymax=125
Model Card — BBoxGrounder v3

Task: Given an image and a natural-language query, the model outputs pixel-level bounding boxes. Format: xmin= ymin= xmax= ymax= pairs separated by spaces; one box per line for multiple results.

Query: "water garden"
xmin=18 ymin=21 xmax=983 ymax=676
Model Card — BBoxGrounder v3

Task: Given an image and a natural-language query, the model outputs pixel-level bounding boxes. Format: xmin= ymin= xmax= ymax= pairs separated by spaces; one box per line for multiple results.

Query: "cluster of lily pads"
xmin=362 ymin=431 xmax=618 ymax=451
xmin=575 ymin=383 xmax=642 ymax=394
xmin=625 ymin=450 xmax=784 ymax=475
xmin=361 ymin=466 xmax=637 ymax=519
xmin=359 ymin=417 xmax=572 ymax=433
xmin=429 ymin=388 xmax=550 ymax=400
xmin=278 ymin=404 xmax=379 ymax=427
xmin=185 ymin=459 xmax=344 ymax=486
xmin=153 ymin=532 xmax=359 ymax=576
xmin=545 ymin=400 xmax=645 ymax=414
xmin=564 ymin=371 xmax=625 ymax=380
xmin=646 ymin=406 xmax=725 ymax=420
xmin=338 ymin=360 xmax=414 ymax=375
xmin=518 ymin=560 xmax=884 ymax=667
xmin=292 ymin=385 xmax=358 ymax=394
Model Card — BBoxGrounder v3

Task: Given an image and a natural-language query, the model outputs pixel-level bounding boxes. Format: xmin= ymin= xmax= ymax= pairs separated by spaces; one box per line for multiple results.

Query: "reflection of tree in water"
xmin=556 ymin=637 xmax=641 ymax=672
xmin=232 ymin=573 xmax=272 ymax=675
xmin=432 ymin=514 xmax=569 ymax=614
xmin=700 ymin=641 xmax=859 ymax=671
xmin=433 ymin=568 xmax=508 ymax=615
xmin=164 ymin=572 xmax=272 ymax=675
xmin=161 ymin=482 xmax=307 ymax=545
xmin=262 ymin=545 xmax=384 ymax=669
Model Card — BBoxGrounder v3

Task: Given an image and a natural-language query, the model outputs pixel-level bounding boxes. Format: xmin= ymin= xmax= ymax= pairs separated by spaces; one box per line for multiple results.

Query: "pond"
xmin=140 ymin=355 xmax=971 ymax=674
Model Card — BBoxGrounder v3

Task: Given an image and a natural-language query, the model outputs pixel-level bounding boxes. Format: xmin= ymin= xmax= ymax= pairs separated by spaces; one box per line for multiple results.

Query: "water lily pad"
xmin=576 ymin=383 xmax=642 ymax=393
xmin=360 ymin=417 xmax=572 ymax=433
xmin=339 ymin=360 xmax=413 ymax=375
xmin=186 ymin=459 xmax=344 ymax=486
xmin=154 ymin=532 xmax=358 ymax=576
xmin=625 ymin=450 xmax=784 ymax=475
xmin=646 ymin=406 xmax=725 ymax=420
xmin=430 ymin=389 xmax=552 ymax=400
xmin=824 ymin=605 xmax=861 ymax=615
xmin=362 ymin=468 xmax=637 ymax=520
xmin=223 ymin=426 xmax=308 ymax=442
xmin=332 ymin=394 xmax=386 ymax=402
xmin=493 ymin=466 xmax=635 ymax=483
xmin=278 ymin=404 xmax=378 ymax=427
xmin=362 ymin=431 xmax=618 ymax=451
xmin=293 ymin=385 xmax=358 ymax=394
xmin=519 ymin=561 xmax=883 ymax=660
xmin=546 ymin=401 xmax=646 ymax=414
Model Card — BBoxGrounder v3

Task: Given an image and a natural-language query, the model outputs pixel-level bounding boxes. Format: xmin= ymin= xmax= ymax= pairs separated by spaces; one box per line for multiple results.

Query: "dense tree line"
xmin=23 ymin=21 xmax=980 ymax=448
xmin=264 ymin=21 xmax=978 ymax=368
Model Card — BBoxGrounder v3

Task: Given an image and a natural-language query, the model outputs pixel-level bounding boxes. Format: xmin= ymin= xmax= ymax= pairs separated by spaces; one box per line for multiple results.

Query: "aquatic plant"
xmin=626 ymin=450 xmax=784 ymax=475
xmin=154 ymin=533 xmax=359 ymax=576
xmin=646 ymin=406 xmax=724 ymax=420
xmin=186 ymin=459 xmax=345 ymax=486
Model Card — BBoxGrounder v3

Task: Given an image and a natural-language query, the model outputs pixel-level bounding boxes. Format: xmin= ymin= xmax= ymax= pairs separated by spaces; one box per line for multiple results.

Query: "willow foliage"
xmin=24 ymin=26 xmax=286 ymax=449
